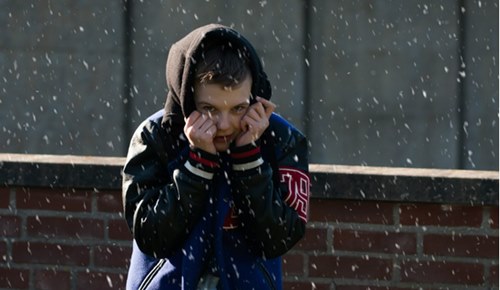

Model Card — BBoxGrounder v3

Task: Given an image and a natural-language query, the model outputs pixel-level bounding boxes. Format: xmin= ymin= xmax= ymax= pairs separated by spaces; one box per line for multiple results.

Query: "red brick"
xmin=294 ymin=227 xmax=329 ymax=252
xmin=399 ymin=204 xmax=482 ymax=227
xmin=96 ymin=190 xmax=123 ymax=213
xmin=424 ymin=233 xmax=498 ymax=258
xmin=489 ymin=206 xmax=498 ymax=229
xmin=94 ymin=245 xmax=131 ymax=268
xmin=27 ymin=216 xmax=104 ymax=239
xmin=400 ymin=260 xmax=484 ymax=284
xmin=76 ymin=271 xmax=126 ymax=290
xmin=16 ymin=187 xmax=91 ymax=212
xmin=12 ymin=241 xmax=90 ymax=266
xmin=310 ymin=199 xmax=393 ymax=224
xmin=0 ymin=267 xmax=30 ymax=288
xmin=0 ymin=215 xmax=21 ymax=237
xmin=34 ymin=269 xmax=71 ymax=290
xmin=282 ymin=281 xmax=331 ymax=290
xmin=491 ymin=265 xmax=498 ymax=285
xmin=108 ymin=219 xmax=133 ymax=241
xmin=309 ymin=255 xmax=392 ymax=280
xmin=334 ymin=229 xmax=417 ymax=254
xmin=0 ymin=187 xmax=10 ymax=208
xmin=282 ymin=253 xmax=304 ymax=276
xmin=0 ymin=242 xmax=6 ymax=262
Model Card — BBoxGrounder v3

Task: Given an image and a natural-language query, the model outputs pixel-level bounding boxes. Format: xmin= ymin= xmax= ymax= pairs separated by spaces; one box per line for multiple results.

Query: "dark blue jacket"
xmin=123 ymin=112 xmax=309 ymax=289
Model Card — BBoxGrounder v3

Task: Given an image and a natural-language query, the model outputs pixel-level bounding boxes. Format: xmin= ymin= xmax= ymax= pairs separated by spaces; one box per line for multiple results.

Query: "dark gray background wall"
xmin=1 ymin=0 xmax=498 ymax=170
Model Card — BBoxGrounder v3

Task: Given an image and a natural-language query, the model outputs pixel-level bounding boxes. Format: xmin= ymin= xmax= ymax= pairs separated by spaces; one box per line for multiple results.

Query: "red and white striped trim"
xmin=184 ymin=160 xmax=214 ymax=179
xmin=232 ymin=157 xmax=264 ymax=171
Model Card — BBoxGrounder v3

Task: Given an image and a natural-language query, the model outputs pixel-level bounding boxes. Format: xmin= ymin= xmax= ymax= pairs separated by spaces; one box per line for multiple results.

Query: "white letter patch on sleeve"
xmin=279 ymin=167 xmax=311 ymax=223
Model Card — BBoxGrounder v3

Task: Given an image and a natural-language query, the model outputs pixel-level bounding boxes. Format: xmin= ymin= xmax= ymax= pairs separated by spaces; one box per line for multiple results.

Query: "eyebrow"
xmin=196 ymin=101 xmax=250 ymax=107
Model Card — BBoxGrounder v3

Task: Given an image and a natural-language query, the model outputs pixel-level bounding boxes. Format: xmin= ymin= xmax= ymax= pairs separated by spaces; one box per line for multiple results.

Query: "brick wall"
xmin=284 ymin=200 xmax=498 ymax=289
xmin=0 ymin=187 xmax=129 ymax=290
xmin=0 ymin=155 xmax=498 ymax=290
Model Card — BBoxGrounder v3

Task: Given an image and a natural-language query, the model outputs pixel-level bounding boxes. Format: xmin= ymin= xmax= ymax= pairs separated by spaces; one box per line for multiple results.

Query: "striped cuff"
xmin=230 ymin=144 xmax=264 ymax=172
xmin=184 ymin=148 xmax=219 ymax=180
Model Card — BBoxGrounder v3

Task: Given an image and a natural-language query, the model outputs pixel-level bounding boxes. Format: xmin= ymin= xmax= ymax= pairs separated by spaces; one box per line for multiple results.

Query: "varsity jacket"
xmin=122 ymin=24 xmax=310 ymax=290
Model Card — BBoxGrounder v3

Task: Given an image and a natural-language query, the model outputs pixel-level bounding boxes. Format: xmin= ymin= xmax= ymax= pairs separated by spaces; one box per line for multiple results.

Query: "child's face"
xmin=194 ymin=75 xmax=252 ymax=152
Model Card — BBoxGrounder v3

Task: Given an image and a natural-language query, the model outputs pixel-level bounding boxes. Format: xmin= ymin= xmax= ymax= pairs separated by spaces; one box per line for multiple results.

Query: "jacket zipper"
xmin=138 ymin=259 xmax=166 ymax=290
xmin=258 ymin=263 xmax=278 ymax=290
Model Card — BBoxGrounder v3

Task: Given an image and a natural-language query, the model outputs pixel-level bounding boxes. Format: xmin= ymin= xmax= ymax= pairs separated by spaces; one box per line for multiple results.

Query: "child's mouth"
xmin=214 ymin=135 xmax=231 ymax=143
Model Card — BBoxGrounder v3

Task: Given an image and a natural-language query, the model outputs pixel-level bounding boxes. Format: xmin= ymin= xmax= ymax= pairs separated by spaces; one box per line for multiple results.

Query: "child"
xmin=123 ymin=23 xmax=310 ymax=290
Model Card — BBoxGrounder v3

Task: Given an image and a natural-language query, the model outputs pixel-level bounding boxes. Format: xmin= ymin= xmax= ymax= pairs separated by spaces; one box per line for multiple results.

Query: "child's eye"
xmin=202 ymin=106 xmax=215 ymax=112
xmin=233 ymin=105 xmax=248 ymax=113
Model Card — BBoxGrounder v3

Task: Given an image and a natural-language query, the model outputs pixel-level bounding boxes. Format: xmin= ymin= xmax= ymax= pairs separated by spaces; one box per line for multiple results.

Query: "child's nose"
xmin=216 ymin=113 xmax=231 ymax=130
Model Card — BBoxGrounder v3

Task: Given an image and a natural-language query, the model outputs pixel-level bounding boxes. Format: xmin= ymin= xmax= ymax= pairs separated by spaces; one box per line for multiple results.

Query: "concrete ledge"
xmin=0 ymin=154 xmax=123 ymax=190
xmin=311 ymin=164 xmax=498 ymax=206
xmin=1 ymin=154 xmax=498 ymax=205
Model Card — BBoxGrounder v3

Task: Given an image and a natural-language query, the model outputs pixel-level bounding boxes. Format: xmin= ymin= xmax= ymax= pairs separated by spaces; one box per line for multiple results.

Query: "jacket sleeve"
xmin=230 ymin=120 xmax=310 ymax=258
xmin=122 ymin=119 xmax=218 ymax=258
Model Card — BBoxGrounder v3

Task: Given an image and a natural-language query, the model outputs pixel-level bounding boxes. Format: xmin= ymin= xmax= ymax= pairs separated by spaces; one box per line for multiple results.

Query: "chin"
xmin=215 ymin=143 xmax=230 ymax=153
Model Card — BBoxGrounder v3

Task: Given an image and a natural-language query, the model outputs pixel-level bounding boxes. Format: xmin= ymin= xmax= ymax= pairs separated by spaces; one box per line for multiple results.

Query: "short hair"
xmin=195 ymin=41 xmax=251 ymax=87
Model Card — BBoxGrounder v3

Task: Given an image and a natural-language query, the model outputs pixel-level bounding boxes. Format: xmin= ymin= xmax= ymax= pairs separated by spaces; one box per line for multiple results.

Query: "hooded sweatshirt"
xmin=123 ymin=24 xmax=310 ymax=290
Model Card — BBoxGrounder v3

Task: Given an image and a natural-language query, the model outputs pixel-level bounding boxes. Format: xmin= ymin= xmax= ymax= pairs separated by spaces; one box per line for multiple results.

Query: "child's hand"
xmin=184 ymin=111 xmax=217 ymax=154
xmin=235 ymin=97 xmax=276 ymax=147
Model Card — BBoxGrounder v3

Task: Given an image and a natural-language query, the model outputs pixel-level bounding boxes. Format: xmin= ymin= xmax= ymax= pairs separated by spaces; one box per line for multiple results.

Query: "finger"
xmin=199 ymin=118 xmax=215 ymax=134
xmin=254 ymin=102 xmax=267 ymax=118
xmin=256 ymin=97 xmax=276 ymax=117
xmin=245 ymin=102 xmax=267 ymax=121
xmin=256 ymin=96 xmax=275 ymax=107
xmin=245 ymin=106 xmax=262 ymax=121
xmin=241 ymin=115 xmax=261 ymax=131
xmin=192 ymin=113 xmax=211 ymax=129
xmin=185 ymin=111 xmax=201 ymax=126
xmin=240 ymin=116 xmax=250 ymax=131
